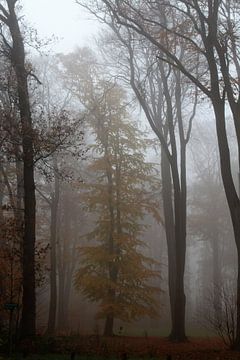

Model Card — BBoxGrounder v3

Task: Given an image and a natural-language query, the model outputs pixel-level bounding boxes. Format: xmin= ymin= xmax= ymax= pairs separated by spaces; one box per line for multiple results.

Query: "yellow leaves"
xmin=75 ymin=236 xmax=161 ymax=322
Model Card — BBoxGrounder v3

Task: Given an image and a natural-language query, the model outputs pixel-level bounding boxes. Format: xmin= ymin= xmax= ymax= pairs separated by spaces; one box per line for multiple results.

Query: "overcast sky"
xmin=22 ymin=0 xmax=100 ymax=53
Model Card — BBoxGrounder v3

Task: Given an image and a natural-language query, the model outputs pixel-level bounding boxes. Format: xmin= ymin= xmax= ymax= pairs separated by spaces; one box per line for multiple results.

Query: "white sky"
xmin=21 ymin=0 xmax=100 ymax=53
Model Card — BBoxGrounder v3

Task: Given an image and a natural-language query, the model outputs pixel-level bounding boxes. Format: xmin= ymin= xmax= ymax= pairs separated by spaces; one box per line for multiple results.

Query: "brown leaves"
xmin=43 ymin=336 xmax=240 ymax=359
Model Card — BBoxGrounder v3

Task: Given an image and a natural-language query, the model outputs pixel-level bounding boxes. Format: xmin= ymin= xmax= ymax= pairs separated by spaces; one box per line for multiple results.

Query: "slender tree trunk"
xmin=62 ymin=277 xmax=71 ymax=328
xmin=212 ymin=230 xmax=222 ymax=321
xmin=47 ymin=157 xmax=59 ymax=335
xmin=104 ymin=314 xmax=114 ymax=337
xmin=58 ymin=194 xmax=70 ymax=332
xmin=7 ymin=1 xmax=36 ymax=338
xmin=57 ymin=272 xmax=65 ymax=331
xmin=161 ymin=147 xmax=176 ymax=336
xmin=102 ymin=142 xmax=117 ymax=337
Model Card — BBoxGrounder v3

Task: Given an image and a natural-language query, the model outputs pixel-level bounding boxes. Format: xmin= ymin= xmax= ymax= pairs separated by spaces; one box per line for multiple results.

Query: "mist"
xmin=0 ymin=1 xmax=240 ymax=359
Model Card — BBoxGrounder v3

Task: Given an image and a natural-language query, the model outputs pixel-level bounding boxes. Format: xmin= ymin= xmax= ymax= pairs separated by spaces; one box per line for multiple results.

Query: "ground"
xmin=2 ymin=336 xmax=240 ymax=359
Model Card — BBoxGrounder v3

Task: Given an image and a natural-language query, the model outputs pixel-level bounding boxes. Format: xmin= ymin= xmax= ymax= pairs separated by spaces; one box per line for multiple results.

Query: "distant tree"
xmin=75 ymin=84 xmax=161 ymax=336
xmin=189 ymin=126 xmax=230 ymax=320
xmin=30 ymin=52 xmax=87 ymax=335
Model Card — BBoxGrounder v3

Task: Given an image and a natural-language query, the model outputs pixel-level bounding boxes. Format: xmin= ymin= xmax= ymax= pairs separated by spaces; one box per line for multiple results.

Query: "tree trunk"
xmin=0 ymin=172 xmax=4 ymax=332
xmin=7 ymin=1 xmax=36 ymax=338
xmin=0 ymin=171 xmax=4 ymax=231
xmin=58 ymin=266 xmax=72 ymax=330
xmin=173 ymin=226 xmax=186 ymax=342
xmin=57 ymin=194 xmax=70 ymax=332
xmin=57 ymin=272 xmax=65 ymax=331
xmin=212 ymin=230 xmax=222 ymax=321
xmin=170 ymin=178 xmax=187 ymax=341
xmin=161 ymin=65 xmax=187 ymax=342
xmin=47 ymin=157 xmax=59 ymax=335
xmin=103 ymin=140 xmax=117 ymax=337
xmin=104 ymin=313 xmax=114 ymax=337
xmin=212 ymin=99 xmax=240 ymax=349
xmin=161 ymin=147 xmax=176 ymax=337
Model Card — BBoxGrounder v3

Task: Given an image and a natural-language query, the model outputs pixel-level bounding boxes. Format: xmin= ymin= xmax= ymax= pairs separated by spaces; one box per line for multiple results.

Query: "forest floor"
xmin=2 ymin=336 xmax=240 ymax=359
xmin=48 ymin=335 xmax=240 ymax=359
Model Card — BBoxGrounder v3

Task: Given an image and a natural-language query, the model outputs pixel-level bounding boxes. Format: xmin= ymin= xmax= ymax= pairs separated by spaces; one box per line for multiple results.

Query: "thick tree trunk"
xmin=172 ymin=70 xmax=188 ymax=342
xmin=0 ymin=172 xmax=4 ymax=332
xmin=7 ymin=1 xmax=36 ymax=338
xmin=15 ymin=156 xmax=24 ymax=228
xmin=212 ymin=100 xmax=240 ymax=349
xmin=173 ymin=224 xmax=186 ymax=342
xmin=170 ymin=183 xmax=186 ymax=342
xmin=160 ymin=141 xmax=187 ymax=342
xmin=0 ymin=172 xmax=4 ymax=230
xmin=236 ymin=254 xmax=240 ymax=349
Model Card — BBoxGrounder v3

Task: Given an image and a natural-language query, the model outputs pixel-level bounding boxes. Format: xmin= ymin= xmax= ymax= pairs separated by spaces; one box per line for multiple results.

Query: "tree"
xmin=75 ymin=83 xmax=161 ymax=336
xmin=75 ymin=5 xmax=198 ymax=340
xmin=31 ymin=52 xmax=86 ymax=335
xmin=0 ymin=0 xmax=36 ymax=338
xmin=189 ymin=123 xmax=233 ymax=321
xmin=76 ymin=0 xmax=240 ymax=348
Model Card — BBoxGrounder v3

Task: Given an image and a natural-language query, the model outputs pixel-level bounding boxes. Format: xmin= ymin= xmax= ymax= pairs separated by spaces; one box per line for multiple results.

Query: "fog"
xmin=1 ymin=1 xmax=240 ymax=358
xmin=22 ymin=0 xmax=99 ymax=52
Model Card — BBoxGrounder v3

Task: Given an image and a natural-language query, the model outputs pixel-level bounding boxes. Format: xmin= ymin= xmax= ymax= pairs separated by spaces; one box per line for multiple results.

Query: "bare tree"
xmin=76 ymin=0 xmax=240 ymax=349
xmin=76 ymin=4 xmax=198 ymax=341
xmin=201 ymin=285 xmax=237 ymax=348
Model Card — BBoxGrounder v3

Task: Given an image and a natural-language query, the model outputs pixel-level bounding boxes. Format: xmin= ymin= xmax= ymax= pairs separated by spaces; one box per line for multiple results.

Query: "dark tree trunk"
xmin=57 ymin=272 xmax=65 ymax=331
xmin=173 ymin=167 xmax=187 ymax=341
xmin=47 ymin=157 xmax=59 ymax=335
xmin=15 ymin=155 xmax=24 ymax=227
xmin=58 ymin=194 xmax=71 ymax=331
xmin=104 ymin=314 xmax=114 ymax=337
xmin=0 ymin=172 xmax=4 ymax=332
xmin=212 ymin=230 xmax=222 ymax=321
xmin=6 ymin=0 xmax=36 ymax=338
xmin=212 ymin=99 xmax=240 ymax=349
xmin=160 ymin=65 xmax=187 ymax=342
xmin=58 ymin=250 xmax=66 ymax=330
xmin=58 ymin=269 xmax=72 ymax=330
xmin=0 ymin=171 xmax=4 ymax=228
xmin=161 ymin=146 xmax=176 ymax=336
xmin=57 ymin=201 xmax=79 ymax=331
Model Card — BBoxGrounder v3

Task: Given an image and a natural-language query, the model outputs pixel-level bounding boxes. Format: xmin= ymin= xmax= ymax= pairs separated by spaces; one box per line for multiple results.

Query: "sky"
xmin=22 ymin=0 xmax=100 ymax=53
